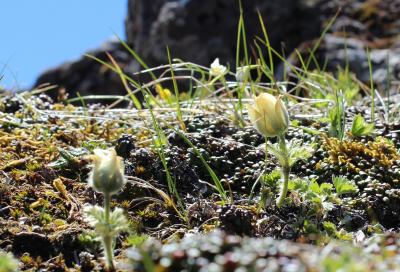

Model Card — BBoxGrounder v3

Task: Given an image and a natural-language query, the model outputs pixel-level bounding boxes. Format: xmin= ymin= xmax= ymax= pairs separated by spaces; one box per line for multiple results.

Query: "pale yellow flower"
xmin=247 ymin=93 xmax=289 ymax=137
xmin=88 ymin=148 xmax=125 ymax=195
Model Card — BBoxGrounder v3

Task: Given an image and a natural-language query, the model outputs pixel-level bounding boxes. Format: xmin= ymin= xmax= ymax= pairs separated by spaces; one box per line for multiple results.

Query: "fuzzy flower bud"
xmin=210 ymin=58 xmax=227 ymax=77
xmin=88 ymin=148 xmax=125 ymax=195
xmin=247 ymin=93 xmax=289 ymax=137
xmin=236 ymin=66 xmax=251 ymax=82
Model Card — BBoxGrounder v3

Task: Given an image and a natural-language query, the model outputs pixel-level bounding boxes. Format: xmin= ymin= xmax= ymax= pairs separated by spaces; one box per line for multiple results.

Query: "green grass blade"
xmin=114 ymin=33 xmax=157 ymax=81
xmin=257 ymin=11 xmax=274 ymax=75
xmin=366 ymin=48 xmax=375 ymax=125
xmin=305 ymin=9 xmax=340 ymax=69
xmin=167 ymin=47 xmax=186 ymax=131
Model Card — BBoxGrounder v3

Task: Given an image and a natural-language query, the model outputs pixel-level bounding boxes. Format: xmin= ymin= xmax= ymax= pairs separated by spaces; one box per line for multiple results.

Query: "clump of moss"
xmin=317 ymin=136 xmax=400 ymax=227
xmin=320 ymin=135 xmax=400 ymax=174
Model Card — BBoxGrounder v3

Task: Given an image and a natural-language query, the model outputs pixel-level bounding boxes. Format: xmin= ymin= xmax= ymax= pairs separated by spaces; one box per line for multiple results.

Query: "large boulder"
xmin=314 ymin=35 xmax=400 ymax=91
xmin=34 ymin=41 xmax=134 ymax=99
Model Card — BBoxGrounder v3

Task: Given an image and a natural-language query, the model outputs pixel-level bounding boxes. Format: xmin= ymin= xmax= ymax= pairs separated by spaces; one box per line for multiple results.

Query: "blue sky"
xmin=0 ymin=0 xmax=127 ymax=89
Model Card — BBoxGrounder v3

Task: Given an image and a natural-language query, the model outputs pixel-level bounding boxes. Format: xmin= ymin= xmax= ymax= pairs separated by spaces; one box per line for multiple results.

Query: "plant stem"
xmin=103 ymin=193 xmax=114 ymax=271
xmin=103 ymin=235 xmax=115 ymax=271
xmin=276 ymin=134 xmax=290 ymax=208
xmin=104 ymin=192 xmax=111 ymax=222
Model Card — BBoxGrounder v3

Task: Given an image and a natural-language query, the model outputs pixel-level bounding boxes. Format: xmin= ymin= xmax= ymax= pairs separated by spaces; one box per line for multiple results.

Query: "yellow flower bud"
xmin=88 ymin=148 xmax=125 ymax=195
xmin=155 ymin=84 xmax=172 ymax=101
xmin=247 ymin=93 xmax=289 ymax=137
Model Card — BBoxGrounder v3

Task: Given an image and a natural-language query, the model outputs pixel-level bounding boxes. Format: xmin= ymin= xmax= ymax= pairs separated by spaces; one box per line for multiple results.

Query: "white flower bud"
xmin=247 ymin=93 xmax=289 ymax=137
xmin=88 ymin=148 xmax=125 ymax=195
xmin=236 ymin=66 xmax=250 ymax=82
xmin=210 ymin=58 xmax=227 ymax=77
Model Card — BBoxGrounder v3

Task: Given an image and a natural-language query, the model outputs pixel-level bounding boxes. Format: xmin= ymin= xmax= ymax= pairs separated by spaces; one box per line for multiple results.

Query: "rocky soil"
xmin=0 ymin=91 xmax=399 ymax=271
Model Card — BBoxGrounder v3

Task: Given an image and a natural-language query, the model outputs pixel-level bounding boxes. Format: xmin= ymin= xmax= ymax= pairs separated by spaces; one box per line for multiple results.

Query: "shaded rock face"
xmin=125 ymin=0 xmax=321 ymax=68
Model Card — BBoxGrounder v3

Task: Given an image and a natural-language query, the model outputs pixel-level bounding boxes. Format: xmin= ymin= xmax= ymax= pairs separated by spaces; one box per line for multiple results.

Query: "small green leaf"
xmin=48 ymin=147 xmax=86 ymax=169
xmin=323 ymin=221 xmax=337 ymax=235
xmin=260 ymin=170 xmax=281 ymax=187
xmin=320 ymin=183 xmax=333 ymax=195
xmin=332 ymin=176 xmax=358 ymax=196
xmin=323 ymin=221 xmax=352 ymax=240
xmin=125 ymin=234 xmax=149 ymax=247
xmin=350 ymin=114 xmax=374 ymax=137
xmin=309 ymin=179 xmax=322 ymax=194
xmin=287 ymin=140 xmax=314 ymax=167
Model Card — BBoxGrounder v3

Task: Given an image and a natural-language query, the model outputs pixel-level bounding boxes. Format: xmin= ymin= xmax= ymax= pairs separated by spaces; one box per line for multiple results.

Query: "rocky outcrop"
xmin=34 ymin=41 xmax=133 ymax=99
xmin=33 ymin=0 xmax=400 ymax=97
xmin=35 ymin=0 xmax=322 ymax=98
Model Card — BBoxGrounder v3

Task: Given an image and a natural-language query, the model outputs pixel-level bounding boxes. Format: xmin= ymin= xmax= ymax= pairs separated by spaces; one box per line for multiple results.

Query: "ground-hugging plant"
xmin=83 ymin=148 xmax=129 ymax=271
xmin=247 ymin=93 xmax=312 ymax=208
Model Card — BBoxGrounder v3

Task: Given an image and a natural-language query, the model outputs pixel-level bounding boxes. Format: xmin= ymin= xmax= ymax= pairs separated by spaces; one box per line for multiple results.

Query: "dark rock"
xmin=0 ymin=96 xmax=23 ymax=113
xmin=34 ymin=40 xmax=135 ymax=100
xmin=115 ymin=134 xmax=136 ymax=159
xmin=218 ymin=205 xmax=254 ymax=235
xmin=126 ymin=0 xmax=321 ymax=68
xmin=12 ymin=232 xmax=53 ymax=258
xmin=309 ymin=0 xmax=400 ymax=92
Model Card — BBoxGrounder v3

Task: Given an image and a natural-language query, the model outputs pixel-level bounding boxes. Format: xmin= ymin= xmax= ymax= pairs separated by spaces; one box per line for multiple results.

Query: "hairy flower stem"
xmin=276 ymin=134 xmax=290 ymax=208
xmin=103 ymin=193 xmax=115 ymax=271
xmin=104 ymin=193 xmax=111 ymax=222
xmin=103 ymin=235 xmax=114 ymax=271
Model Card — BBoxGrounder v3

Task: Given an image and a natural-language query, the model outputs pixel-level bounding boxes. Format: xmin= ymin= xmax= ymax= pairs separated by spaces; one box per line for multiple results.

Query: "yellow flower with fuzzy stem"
xmin=88 ymin=148 xmax=125 ymax=195
xmin=247 ymin=93 xmax=289 ymax=137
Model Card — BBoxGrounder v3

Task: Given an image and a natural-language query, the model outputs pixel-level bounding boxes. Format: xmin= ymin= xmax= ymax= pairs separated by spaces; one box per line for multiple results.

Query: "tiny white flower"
xmin=210 ymin=58 xmax=227 ymax=77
